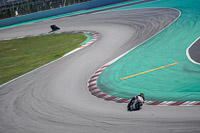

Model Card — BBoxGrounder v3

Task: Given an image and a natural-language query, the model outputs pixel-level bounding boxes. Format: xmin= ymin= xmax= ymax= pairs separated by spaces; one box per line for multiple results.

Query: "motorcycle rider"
xmin=139 ymin=92 xmax=145 ymax=104
xmin=50 ymin=24 xmax=60 ymax=32
xmin=127 ymin=92 xmax=145 ymax=111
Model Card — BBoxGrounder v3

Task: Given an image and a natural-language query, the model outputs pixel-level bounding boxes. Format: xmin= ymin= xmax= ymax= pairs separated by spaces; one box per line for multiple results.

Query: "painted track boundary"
xmin=87 ymin=64 xmax=200 ymax=106
xmin=0 ymin=30 xmax=100 ymax=87
xmin=186 ymin=36 xmax=200 ymax=65
xmin=86 ymin=8 xmax=199 ymax=106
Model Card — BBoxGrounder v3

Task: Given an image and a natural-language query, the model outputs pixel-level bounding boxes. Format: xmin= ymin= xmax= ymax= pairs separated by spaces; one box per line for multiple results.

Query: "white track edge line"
xmin=186 ymin=36 xmax=200 ymax=65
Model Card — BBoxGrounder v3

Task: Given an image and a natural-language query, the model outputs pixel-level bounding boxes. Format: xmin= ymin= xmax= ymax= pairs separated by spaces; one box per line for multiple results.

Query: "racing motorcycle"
xmin=127 ymin=95 xmax=144 ymax=111
xmin=49 ymin=24 xmax=60 ymax=32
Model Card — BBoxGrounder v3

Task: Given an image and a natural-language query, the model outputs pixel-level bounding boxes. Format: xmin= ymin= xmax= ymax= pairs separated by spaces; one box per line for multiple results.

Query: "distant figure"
xmin=127 ymin=92 xmax=145 ymax=111
xmin=49 ymin=24 xmax=60 ymax=32
xmin=15 ymin=10 xmax=18 ymax=16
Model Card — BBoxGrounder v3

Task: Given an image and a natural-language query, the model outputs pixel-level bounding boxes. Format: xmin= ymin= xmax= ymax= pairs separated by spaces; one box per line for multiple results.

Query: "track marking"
xmin=186 ymin=36 xmax=200 ymax=65
xmin=88 ymin=64 xmax=200 ymax=106
xmin=120 ymin=62 xmax=178 ymax=80
xmin=0 ymin=31 xmax=99 ymax=87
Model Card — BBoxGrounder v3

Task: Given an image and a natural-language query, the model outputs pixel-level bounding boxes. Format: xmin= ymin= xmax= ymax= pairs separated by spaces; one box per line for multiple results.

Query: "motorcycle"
xmin=49 ymin=24 xmax=60 ymax=33
xmin=127 ymin=95 xmax=144 ymax=111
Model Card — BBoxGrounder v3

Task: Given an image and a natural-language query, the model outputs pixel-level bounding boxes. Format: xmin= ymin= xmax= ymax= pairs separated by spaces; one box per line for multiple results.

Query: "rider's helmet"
xmin=140 ymin=92 xmax=144 ymax=97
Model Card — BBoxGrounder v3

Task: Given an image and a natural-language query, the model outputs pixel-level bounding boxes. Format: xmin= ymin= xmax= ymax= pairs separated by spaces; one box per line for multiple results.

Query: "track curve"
xmin=0 ymin=8 xmax=200 ymax=133
xmin=187 ymin=36 xmax=200 ymax=65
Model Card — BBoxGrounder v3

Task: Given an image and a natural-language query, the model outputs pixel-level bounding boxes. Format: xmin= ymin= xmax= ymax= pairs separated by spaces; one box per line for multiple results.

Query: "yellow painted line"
xmin=120 ymin=62 xmax=178 ymax=80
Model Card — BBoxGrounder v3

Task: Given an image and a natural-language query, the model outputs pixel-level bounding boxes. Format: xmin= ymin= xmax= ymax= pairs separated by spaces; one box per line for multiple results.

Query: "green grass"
xmin=0 ymin=33 xmax=87 ymax=85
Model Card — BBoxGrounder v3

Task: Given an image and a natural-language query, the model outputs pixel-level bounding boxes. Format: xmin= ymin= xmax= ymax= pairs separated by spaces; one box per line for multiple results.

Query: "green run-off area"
xmin=0 ymin=33 xmax=86 ymax=85
xmin=97 ymin=0 xmax=200 ymax=101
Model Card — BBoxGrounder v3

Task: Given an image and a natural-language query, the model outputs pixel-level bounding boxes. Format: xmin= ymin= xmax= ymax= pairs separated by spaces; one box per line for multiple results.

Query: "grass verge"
xmin=0 ymin=33 xmax=87 ymax=85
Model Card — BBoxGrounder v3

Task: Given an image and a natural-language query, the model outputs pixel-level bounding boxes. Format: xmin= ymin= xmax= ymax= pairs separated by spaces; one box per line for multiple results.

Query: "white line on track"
xmin=0 ymin=31 xmax=99 ymax=87
xmin=186 ymin=36 xmax=200 ymax=65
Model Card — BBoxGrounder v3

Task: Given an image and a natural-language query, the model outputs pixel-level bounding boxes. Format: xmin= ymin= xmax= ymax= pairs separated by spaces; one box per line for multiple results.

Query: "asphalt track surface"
xmin=0 ymin=8 xmax=200 ymax=133
xmin=189 ymin=38 xmax=200 ymax=64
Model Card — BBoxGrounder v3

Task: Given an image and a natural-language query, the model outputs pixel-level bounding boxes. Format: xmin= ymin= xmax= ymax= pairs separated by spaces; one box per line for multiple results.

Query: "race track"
xmin=0 ymin=8 xmax=200 ymax=133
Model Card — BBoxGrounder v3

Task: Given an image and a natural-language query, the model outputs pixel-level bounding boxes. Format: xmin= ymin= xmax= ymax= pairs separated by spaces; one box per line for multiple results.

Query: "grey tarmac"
xmin=0 ymin=8 xmax=200 ymax=133
xmin=189 ymin=37 xmax=200 ymax=63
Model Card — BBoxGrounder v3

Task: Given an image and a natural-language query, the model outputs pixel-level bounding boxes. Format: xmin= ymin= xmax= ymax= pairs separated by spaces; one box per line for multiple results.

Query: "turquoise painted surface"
xmin=63 ymin=33 xmax=92 ymax=57
xmin=79 ymin=33 xmax=92 ymax=46
xmin=0 ymin=0 xmax=132 ymax=28
xmin=0 ymin=0 xmax=144 ymax=29
xmin=97 ymin=0 xmax=200 ymax=101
